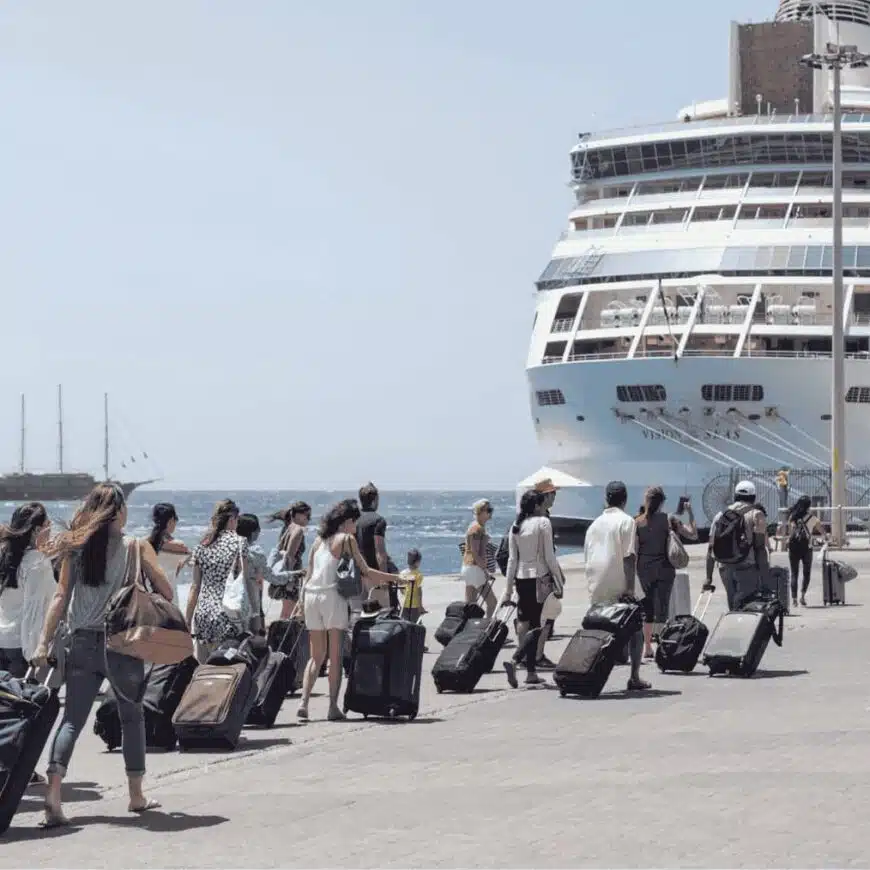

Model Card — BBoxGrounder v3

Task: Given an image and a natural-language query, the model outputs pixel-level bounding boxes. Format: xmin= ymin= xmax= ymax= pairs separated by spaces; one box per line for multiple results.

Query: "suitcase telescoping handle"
xmin=693 ymin=589 xmax=714 ymax=622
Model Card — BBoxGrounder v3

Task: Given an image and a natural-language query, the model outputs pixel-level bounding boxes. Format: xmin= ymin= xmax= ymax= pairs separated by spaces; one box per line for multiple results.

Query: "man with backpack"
xmin=703 ymin=480 xmax=770 ymax=610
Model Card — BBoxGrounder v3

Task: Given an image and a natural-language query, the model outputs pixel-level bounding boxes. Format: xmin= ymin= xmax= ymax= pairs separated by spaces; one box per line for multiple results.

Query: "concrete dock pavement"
xmin=3 ymin=544 xmax=870 ymax=867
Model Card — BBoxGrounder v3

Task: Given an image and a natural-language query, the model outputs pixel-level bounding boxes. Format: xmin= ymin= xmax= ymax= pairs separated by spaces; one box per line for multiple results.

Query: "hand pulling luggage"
xmin=822 ymin=547 xmax=847 ymax=606
xmin=554 ymin=629 xmax=617 ymax=698
xmin=702 ymin=603 xmax=783 ymax=678
xmin=655 ymin=591 xmax=712 ymax=673
xmin=207 ymin=634 xmax=269 ymax=676
xmin=431 ymin=603 xmax=515 ymax=694
xmin=343 ymin=612 xmax=425 ymax=720
xmin=434 ymin=576 xmax=493 ymax=647
xmin=172 ymin=663 xmax=256 ymax=750
xmin=0 ymin=667 xmax=61 ymax=835
xmin=94 ymin=656 xmax=199 ymax=751
xmin=582 ymin=600 xmax=643 ymax=643
xmin=246 ymin=651 xmax=295 ymax=727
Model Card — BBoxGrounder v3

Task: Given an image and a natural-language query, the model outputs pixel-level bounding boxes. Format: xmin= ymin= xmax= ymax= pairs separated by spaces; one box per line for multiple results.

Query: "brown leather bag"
xmin=105 ymin=539 xmax=193 ymax=665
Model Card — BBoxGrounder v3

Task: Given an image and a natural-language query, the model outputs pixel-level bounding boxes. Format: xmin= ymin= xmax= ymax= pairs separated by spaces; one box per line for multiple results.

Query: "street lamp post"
xmin=802 ymin=43 xmax=870 ymax=545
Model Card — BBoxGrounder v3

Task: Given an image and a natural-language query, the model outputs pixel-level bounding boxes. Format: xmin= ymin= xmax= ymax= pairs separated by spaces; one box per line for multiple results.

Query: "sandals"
xmin=40 ymin=807 xmax=70 ymax=829
xmin=129 ymin=799 xmax=161 ymax=814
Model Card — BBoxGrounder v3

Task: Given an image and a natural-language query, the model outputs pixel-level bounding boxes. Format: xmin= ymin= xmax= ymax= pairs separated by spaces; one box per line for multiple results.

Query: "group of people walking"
xmin=0 ymin=474 xmax=827 ymax=828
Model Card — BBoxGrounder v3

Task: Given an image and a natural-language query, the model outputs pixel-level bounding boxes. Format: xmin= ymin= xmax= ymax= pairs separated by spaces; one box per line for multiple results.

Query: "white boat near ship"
xmin=525 ymin=0 xmax=870 ymax=535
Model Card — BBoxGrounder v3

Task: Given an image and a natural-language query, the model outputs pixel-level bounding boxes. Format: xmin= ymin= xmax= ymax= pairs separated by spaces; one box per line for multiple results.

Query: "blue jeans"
xmin=47 ymin=629 xmax=147 ymax=778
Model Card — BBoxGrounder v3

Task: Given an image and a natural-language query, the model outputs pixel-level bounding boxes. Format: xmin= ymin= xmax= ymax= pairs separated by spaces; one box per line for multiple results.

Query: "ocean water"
xmin=19 ymin=490 xmax=520 ymax=577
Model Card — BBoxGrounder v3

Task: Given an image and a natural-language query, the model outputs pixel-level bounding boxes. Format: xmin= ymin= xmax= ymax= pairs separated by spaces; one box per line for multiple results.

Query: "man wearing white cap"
xmin=705 ymin=480 xmax=770 ymax=609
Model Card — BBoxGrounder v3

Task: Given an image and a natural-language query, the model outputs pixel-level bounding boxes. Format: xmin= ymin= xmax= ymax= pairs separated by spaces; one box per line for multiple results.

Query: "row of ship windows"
xmin=537 ymin=384 xmax=870 ymax=406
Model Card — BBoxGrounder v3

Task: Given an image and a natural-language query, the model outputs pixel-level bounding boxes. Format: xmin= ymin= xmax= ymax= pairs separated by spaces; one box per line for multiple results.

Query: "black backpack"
xmin=788 ymin=516 xmax=811 ymax=548
xmin=711 ymin=507 xmax=752 ymax=565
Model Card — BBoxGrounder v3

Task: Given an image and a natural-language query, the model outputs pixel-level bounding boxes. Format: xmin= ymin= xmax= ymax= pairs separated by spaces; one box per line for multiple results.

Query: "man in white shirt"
xmin=584 ymin=480 xmax=650 ymax=691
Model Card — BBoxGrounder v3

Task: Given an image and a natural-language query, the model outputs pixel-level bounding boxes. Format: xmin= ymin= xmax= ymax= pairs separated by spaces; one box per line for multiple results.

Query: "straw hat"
xmin=533 ymin=478 xmax=558 ymax=495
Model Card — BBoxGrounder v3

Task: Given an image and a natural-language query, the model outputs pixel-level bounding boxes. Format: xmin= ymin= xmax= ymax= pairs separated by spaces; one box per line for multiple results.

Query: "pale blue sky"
xmin=0 ymin=0 xmax=767 ymax=489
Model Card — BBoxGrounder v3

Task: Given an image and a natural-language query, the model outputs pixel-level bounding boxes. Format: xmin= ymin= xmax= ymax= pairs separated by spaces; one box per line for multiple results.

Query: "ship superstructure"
xmin=527 ymin=1 xmax=870 ymax=525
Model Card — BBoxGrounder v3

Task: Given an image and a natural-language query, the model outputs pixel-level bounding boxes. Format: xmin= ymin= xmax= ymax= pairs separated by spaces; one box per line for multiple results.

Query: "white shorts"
xmin=461 ymin=564 xmax=488 ymax=590
xmin=303 ymin=588 xmax=350 ymax=632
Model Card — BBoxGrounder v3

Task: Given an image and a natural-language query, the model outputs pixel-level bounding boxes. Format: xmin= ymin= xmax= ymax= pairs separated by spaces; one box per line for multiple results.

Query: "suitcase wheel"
xmin=363 ymin=714 xmax=368 ymax=720
xmin=559 ymin=689 xmax=567 ymax=698
xmin=408 ymin=712 xmax=417 ymax=721
xmin=435 ymin=686 xmax=443 ymax=694
xmin=387 ymin=707 xmax=398 ymax=719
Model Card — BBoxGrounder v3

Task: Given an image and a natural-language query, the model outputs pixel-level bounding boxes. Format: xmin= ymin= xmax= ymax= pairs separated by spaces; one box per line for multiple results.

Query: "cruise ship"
xmin=526 ymin=1 xmax=870 ymax=533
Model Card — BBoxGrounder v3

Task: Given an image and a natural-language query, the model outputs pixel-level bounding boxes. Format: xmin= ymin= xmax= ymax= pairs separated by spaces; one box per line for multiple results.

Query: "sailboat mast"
xmin=57 ymin=385 xmax=63 ymax=474
xmin=103 ymin=393 xmax=109 ymax=482
xmin=19 ymin=394 xmax=25 ymax=473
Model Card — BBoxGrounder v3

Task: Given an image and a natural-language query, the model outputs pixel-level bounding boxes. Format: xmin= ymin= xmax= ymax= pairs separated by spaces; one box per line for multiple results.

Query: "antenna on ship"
xmin=103 ymin=393 xmax=109 ymax=482
xmin=19 ymin=394 xmax=25 ymax=473
xmin=57 ymin=385 xmax=64 ymax=474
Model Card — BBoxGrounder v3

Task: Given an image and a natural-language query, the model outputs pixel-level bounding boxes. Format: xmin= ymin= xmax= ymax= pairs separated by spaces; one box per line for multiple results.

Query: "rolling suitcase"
xmin=554 ymin=629 xmax=617 ymax=698
xmin=172 ymin=663 xmax=256 ymax=750
xmin=431 ymin=604 xmax=515 ymax=694
xmin=267 ymin=619 xmax=309 ymax=692
xmin=656 ymin=591 xmax=712 ymax=673
xmin=434 ymin=601 xmax=484 ymax=647
xmin=765 ymin=565 xmax=791 ymax=615
xmin=822 ymin=547 xmax=847 ymax=605
xmin=343 ymin=612 xmax=425 ymax=720
xmin=434 ymin=576 xmax=492 ymax=647
xmin=702 ymin=600 xmax=783 ymax=678
xmin=246 ymin=651 xmax=295 ymax=727
xmin=0 ymin=668 xmax=61 ymax=835
xmin=94 ymin=656 xmax=198 ymax=751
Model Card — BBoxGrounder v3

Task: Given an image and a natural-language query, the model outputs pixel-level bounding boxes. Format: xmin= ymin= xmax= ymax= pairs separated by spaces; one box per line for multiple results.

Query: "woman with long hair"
xmin=296 ymin=498 xmax=394 ymax=722
xmin=268 ymin=501 xmax=311 ymax=619
xmin=185 ymin=499 xmax=247 ymax=662
xmin=460 ymin=499 xmax=497 ymax=618
xmin=501 ymin=489 xmax=564 ymax=688
xmin=0 ymin=503 xmax=53 ymax=677
xmin=148 ymin=503 xmax=190 ymax=593
xmin=635 ymin=486 xmax=697 ymax=659
xmin=33 ymin=483 xmax=172 ymax=827
xmin=786 ymin=495 xmax=823 ymax=607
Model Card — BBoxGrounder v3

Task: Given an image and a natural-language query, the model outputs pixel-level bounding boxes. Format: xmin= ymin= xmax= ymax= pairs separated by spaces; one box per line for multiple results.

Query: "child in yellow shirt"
xmin=399 ymin=549 xmax=424 ymax=624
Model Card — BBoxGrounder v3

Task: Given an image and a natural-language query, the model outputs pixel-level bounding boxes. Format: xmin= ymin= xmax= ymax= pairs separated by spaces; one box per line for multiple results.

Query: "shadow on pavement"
xmin=366 ymin=716 xmax=444 ymax=725
xmin=752 ymin=669 xmax=809 ymax=679
xmin=3 ymin=810 xmax=230 ymax=840
xmin=17 ymin=781 xmax=103 ymax=809
xmin=566 ymin=689 xmax=683 ymax=701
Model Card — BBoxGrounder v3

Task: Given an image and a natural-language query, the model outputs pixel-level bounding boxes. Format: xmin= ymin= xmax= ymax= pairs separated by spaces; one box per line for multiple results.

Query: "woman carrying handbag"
xmin=32 ymin=483 xmax=173 ymax=828
xmin=185 ymin=499 xmax=248 ymax=663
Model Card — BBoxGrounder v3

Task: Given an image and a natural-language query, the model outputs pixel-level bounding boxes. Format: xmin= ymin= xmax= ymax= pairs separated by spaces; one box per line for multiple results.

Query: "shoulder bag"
xmin=105 ymin=538 xmax=194 ymax=665
xmin=535 ymin=519 xmax=565 ymax=603
xmin=221 ymin=537 xmax=249 ymax=622
xmin=667 ymin=519 xmax=690 ymax=569
xmin=335 ymin=535 xmax=362 ymax=600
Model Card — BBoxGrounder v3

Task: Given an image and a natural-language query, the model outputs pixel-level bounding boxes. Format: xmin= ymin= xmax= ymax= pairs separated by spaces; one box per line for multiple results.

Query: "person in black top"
xmin=356 ymin=482 xmax=396 ymax=608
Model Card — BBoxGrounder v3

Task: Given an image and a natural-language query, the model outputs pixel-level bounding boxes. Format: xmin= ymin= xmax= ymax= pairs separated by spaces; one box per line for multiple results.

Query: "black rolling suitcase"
xmin=431 ymin=604 xmax=514 ymax=694
xmin=343 ymin=611 xmax=425 ymax=720
xmin=554 ymin=629 xmax=617 ymax=698
xmin=94 ymin=656 xmax=199 ymax=751
xmin=0 ymin=668 xmax=61 ymax=835
xmin=246 ymin=651 xmax=295 ymax=727
xmin=434 ymin=601 xmax=484 ymax=647
xmin=267 ymin=618 xmax=309 ymax=693
xmin=703 ymin=591 xmax=784 ymax=677
xmin=434 ymin=577 xmax=492 ymax=647
xmin=655 ymin=591 xmax=713 ymax=673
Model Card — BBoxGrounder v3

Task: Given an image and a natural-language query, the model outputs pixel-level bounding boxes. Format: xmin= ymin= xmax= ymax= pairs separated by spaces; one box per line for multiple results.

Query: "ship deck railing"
xmin=546 ymin=349 xmax=870 ymax=363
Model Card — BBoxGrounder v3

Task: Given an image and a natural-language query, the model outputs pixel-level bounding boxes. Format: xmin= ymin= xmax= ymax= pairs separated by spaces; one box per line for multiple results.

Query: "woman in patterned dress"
xmin=185 ymin=499 xmax=248 ymax=662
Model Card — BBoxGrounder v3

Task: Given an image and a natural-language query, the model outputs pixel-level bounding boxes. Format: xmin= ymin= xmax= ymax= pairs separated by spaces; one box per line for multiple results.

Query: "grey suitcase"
xmin=765 ymin=566 xmax=790 ymax=615
xmin=702 ymin=611 xmax=777 ymax=677
xmin=821 ymin=547 xmax=846 ymax=605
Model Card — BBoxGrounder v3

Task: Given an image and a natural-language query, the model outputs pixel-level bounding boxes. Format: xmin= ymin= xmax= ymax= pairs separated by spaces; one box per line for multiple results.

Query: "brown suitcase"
xmin=171 ymin=663 xmax=255 ymax=750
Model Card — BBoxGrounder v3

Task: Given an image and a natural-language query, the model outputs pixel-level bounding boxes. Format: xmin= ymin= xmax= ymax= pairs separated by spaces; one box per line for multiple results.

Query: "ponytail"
xmin=513 ymin=490 xmax=544 ymax=535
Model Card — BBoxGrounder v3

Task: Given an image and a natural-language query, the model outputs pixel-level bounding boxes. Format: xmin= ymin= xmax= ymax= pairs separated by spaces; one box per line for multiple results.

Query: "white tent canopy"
xmin=516 ymin=466 xmax=591 ymax=490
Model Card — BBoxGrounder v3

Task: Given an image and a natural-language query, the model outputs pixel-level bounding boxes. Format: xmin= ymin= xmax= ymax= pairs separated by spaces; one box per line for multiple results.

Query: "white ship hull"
xmin=527 ymin=356 xmax=870 ymax=523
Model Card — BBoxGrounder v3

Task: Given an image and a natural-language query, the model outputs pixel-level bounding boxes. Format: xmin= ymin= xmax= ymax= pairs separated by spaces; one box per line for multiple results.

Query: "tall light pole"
xmin=802 ymin=43 xmax=870 ymax=545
